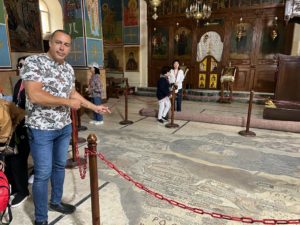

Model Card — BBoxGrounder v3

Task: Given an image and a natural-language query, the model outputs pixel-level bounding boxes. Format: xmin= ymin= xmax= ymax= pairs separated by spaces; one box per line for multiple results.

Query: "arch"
xmin=40 ymin=0 xmax=63 ymax=39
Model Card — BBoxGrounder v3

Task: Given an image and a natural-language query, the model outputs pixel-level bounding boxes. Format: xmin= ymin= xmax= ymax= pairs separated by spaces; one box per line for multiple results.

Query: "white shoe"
xmin=94 ymin=121 xmax=104 ymax=125
xmin=28 ymin=174 xmax=34 ymax=184
xmin=89 ymin=120 xmax=96 ymax=124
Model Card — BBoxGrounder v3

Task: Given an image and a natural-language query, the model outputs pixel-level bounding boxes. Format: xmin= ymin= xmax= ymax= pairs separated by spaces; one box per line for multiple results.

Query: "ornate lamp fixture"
xmin=149 ymin=0 xmax=162 ymax=20
xmin=185 ymin=0 xmax=212 ymax=24
xmin=236 ymin=17 xmax=246 ymax=42
xmin=270 ymin=16 xmax=278 ymax=41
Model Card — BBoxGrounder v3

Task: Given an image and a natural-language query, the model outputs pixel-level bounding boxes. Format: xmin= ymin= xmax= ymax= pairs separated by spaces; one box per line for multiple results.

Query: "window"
xmin=39 ymin=0 xmax=50 ymax=34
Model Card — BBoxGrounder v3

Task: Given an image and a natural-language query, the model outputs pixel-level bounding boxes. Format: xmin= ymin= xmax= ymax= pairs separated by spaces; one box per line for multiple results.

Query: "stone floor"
xmin=6 ymin=96 xmax=300 ymax=225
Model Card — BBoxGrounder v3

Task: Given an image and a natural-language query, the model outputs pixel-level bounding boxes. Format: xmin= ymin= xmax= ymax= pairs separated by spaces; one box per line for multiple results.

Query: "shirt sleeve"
xmin=177 ymin=70 xmax=185 ymax=83
xmin=20 ymin=56 xmax=43 ymax=83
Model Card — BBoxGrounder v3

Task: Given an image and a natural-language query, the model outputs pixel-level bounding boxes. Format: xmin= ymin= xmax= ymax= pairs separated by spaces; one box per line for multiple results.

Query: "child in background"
xmin=156 ymin=66 xmax=171 ymax=123
xmin=88 ymin=62 xmax=104 ymax=125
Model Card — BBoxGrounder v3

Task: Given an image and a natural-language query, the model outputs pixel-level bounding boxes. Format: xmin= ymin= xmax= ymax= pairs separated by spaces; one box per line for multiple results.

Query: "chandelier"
xmin=149 ymin=0 xmax=162 ymax=20
xmin=236 ymin=17 xmax=246 ymax=42
xmin=185 ymin=0 xmax=212 ymax=24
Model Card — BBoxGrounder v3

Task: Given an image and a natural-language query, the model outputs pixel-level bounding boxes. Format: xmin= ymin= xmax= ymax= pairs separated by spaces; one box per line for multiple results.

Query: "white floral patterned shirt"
xmin=21 ymin=53 xmax=75 ymax=130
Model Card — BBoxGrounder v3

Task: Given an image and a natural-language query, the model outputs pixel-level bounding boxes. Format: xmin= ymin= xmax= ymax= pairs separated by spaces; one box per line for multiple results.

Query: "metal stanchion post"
xmin=66 ymin=109 xmax=87 ymax=168
xmin=238 ymin=90 xmax=256 ymax=137
xmin=87 ymin=134 xmax=100 ymax=225
xmin=165 ymin=87 xmax=179 ymax=128
xmin=120 ymin=84 xmax=133 ymax=125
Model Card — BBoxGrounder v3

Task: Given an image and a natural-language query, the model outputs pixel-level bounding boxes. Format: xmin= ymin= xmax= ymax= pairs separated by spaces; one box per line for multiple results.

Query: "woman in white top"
xmin=169 ymin=59 xmax=185 ymax=111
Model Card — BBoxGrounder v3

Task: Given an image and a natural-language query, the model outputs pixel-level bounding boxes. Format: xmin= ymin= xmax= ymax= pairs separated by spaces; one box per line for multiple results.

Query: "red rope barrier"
xmin=77 ymin=149 xmax=299 ymax=225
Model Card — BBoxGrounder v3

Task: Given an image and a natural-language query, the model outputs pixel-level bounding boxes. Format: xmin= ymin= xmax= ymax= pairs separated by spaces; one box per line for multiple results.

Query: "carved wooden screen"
xmin=198 ymin=55 xmax=220 ymax=89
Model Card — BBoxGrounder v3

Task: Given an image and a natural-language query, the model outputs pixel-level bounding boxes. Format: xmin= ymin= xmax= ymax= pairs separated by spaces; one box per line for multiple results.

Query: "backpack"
xmin=0 ymin=99 xmax=25 ymax=155
xmin=0 ymin=162 xmax=12 ymax=224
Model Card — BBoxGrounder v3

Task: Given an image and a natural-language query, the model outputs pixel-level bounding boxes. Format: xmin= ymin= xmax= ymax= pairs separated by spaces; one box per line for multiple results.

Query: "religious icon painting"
xmin=229 ymin=20 xmax=253 ymax=60
xmin=86 ymin=38 xmax=104 ymax=67
xmin=124 ymin=46 xmax=139 ymax=72
xmin=0 ymin=24 xmax=11 ymax=67
xmin=209 ymin=74 xmax=218 ymax=89
xmin=66 ymin=37 xmax=86 ymax=66
xmin=123 ymin=0 xmax=139 ymax=26
xmin=101 ymin=0 xmax=123 ymax=45
xmin=84 ymin=0 xmax=102 ymax=39
xmin=199 ymin=73 xmax=206 ymax=89
xmin=152 ymin=27 xmax=169 ymax=59
xmin=174 ymin=27 xmax=192 ymax=58
xmin=124 ymin=26 xmax=139 ymax=45
xmin=104 ymin=46 xmax=124 ymax=72
xmin=259 ymin=20 xmax=285 ymax=59
xmin=4 ymin=0 xmax=43 ymax=52
xmin=210 ymin=58 xmax=218 ymax=72
xmin=63 ymin=0 xmax=84 ymax=38
xmin=0 ymin=0 xmax=4 ymax=24
xmin=199 ymin=58 xmax=207 ymax=71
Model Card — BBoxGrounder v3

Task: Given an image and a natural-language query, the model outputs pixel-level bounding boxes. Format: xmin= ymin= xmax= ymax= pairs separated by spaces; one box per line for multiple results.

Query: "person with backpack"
xmin=5 ymin=56 xmax=30 ymax=208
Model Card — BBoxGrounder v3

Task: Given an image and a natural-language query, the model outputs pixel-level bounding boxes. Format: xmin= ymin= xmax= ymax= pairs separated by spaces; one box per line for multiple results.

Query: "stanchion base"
xmin=78 ymin=125 xmax=88 ymax=131
xmin=165 ymin=123 xmax=179 ymax=128
xmin=238 ymin=130 xmax=256 ymax=137
xmin=66 ymin=157 xmax=86 ymax=169
xmin=119 ymin=120 xmax=133 ymax=125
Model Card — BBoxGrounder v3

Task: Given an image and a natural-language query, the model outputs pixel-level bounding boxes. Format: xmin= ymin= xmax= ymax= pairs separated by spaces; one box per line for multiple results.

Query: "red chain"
xmin=90 ymin=150 xmax=300 ymax=224
xmin=74 ymin=142 xmax=88 ymax=179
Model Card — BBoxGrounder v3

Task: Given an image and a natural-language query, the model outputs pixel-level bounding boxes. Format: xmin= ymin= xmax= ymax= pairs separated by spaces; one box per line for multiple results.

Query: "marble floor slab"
xmin=7 ymin=96 xmax=300 ymax=225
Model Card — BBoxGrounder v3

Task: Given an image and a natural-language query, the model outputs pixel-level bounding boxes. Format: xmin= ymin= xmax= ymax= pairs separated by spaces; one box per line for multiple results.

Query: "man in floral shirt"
xmin=21 ymin=30 xmax=110 ymax=225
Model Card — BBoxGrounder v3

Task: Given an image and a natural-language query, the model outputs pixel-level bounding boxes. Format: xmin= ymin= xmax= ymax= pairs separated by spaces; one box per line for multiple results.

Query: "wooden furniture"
xmin=274 ymin=54 xmax=300 ymax=102
xmin=220 ymin=65 xmax=237 ymax=103
xmin=147 ymin=1 xmax=294 ymax=93
xmin=106 ymin=77 xmax=135 ymax=99
xmin=198 ymin=55 xmax=220 ymax=89
xmin=263 ymin=54 xmax=300 ymax=121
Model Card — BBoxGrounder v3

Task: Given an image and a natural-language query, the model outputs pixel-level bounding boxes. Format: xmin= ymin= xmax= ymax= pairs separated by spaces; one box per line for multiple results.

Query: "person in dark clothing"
xmin=156 ymin=66 xmax=171 ymax=123
xmin=5 ymin=56 xmax=30 ymax=208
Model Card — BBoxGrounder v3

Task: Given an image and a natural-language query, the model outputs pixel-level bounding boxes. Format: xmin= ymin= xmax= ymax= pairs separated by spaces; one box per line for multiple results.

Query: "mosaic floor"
xmin=9 ymin=97 xmax=300 ymax=225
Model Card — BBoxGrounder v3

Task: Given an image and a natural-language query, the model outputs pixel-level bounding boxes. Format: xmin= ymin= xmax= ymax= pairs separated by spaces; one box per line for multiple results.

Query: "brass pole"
xmin=238 ymin=90 xmax=256 ymax=137
xmin=66 ymin=109 xmax=86 ymax=168
xmin=120 ymin=79 xmax=133 ymax=125
xmin=165 ymin=87 xmax=179 ymax=128
xmin=87 ymin=134 xmax=100 ymax=225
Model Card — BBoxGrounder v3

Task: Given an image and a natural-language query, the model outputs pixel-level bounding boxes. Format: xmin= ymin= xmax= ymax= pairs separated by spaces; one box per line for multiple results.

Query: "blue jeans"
xmin=175 ymin=89 xmax=182 ymax=112
xmin=27 ymin=124 xmax=72 ymax=222
xmin=91 ymin=97 xmax=103 ymax=121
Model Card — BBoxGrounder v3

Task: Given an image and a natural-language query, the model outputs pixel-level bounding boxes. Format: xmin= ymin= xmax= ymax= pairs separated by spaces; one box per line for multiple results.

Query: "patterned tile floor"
xmin=8 ymin=96 xmax=300 ymax=225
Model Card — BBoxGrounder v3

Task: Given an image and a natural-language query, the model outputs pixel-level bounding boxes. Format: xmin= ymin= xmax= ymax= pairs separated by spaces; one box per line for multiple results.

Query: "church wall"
xmin=147 ymin=2 xmax=296 ymax=93
xmin=124 ymin=0 xmax=148 ymax=88
xmin=44 ymin=0 xmax=63 ymax=39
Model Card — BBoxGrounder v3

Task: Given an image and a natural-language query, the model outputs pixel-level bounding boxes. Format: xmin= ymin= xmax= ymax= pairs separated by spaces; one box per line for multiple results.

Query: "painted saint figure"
xmin=126 ymin=52 xmax=138 ymax=71
xmin=64 ymin=0 xmax=80 ymax=34
xmin=87 ymin=0 xmax=100 ymax=36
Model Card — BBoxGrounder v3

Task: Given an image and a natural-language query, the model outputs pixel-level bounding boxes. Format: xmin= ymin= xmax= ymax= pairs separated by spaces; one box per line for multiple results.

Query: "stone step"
xmin=135 ymin=87 xmax=273 ymax=104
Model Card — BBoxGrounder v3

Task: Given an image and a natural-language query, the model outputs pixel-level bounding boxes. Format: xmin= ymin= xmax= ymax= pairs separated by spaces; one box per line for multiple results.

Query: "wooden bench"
xmin=106 ymin=77 xmax=135 ymax=99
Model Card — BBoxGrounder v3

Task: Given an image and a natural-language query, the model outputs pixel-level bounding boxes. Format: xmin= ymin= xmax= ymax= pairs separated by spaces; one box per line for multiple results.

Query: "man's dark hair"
xmin=49 ymin=30 xmax=71 ymax=41
xmin=94 ymin=67 xmax=100 ymax=74
xmin=161 ymin=66 xmax=170 ymax=75
xmin=16 ymin=56 xmax=28 ymax=69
